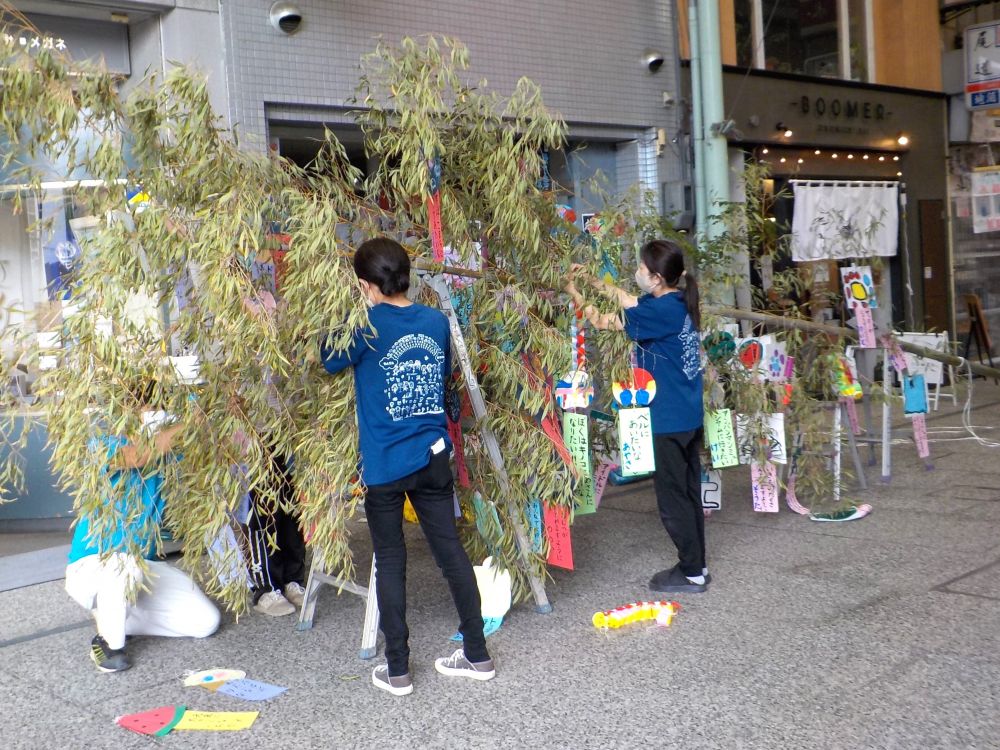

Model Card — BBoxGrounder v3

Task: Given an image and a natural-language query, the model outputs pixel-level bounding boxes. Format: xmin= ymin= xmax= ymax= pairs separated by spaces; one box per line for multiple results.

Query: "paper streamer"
xmin=912 ymin=413 xmax=930 ymax=458
xmin=855 ymin=305 xmax=876 ymax=348
xmin=563 ymin=411 xmax=595 ymax=514
xmin=751 ymin=462 xmax=780 ymax=513
xmin=617 ymin=407 xmax=656 ymax=476
xmin=784 ymin=468 xmax=810 ymax=515
xmin=543 ymin=503 xmax=573 ymax=570
xmin=541 ymin=408 xmax=574 ymax=467
xmin=705 ymin=409 xmax=739 ymax=468
xmin=174 ymin=711 xmax=259 ymax=732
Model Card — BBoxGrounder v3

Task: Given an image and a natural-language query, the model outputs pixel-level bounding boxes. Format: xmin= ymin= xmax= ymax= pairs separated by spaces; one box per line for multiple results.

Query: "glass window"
xmin=734 ymin=0 xmax=755 ymax=70
xmin=848 ymin=0 xmax=870 ymax=82
xmin=762 ymin=0 xmax=840 ymax=77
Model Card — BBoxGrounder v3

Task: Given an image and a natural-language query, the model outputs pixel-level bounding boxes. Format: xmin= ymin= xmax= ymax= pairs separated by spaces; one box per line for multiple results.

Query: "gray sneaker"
xmin=434 ymin=648 xmax=496 ymax=681
xmin=372 ymin=664 xmax=413 ymax=696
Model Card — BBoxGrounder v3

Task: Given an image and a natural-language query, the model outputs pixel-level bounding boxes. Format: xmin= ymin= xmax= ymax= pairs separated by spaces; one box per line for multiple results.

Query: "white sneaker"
xmin=284 ymin=582 xmax=306 ymax=608
xmin=253 ymin=590 xmax=296 ymax=616
xmin=434 ymin=648 xmax=496 ymax=681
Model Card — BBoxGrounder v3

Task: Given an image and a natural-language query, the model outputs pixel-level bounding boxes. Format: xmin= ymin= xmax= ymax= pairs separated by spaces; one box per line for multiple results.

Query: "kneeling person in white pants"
xmin=65 ymin=386 xmax=220 ymax=673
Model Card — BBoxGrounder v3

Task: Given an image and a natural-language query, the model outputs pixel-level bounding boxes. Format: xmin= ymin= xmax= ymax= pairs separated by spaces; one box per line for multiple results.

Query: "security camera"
xmin=270 ymin=1 xmax=303 ymax=34
xmin=643 ymin=48 xmax=665 ymax=73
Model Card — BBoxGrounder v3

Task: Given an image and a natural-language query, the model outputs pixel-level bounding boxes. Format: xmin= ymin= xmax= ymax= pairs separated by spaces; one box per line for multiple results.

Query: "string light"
xmin=779 ymin=157 xmax=787 ymax=163
xmin=832 ymin=153 xmax=839 ymax=159
xmin=896 ymin=171 xmax=902 ymax=176
xmin=814 ymin=149 xmax=821 ymax=155
xmin=797 ymin=158 xmax=804 ymax=164
xmin=847 ymin=154 xmax=854 ymax=159
xmin=893 ymin=155 xmax=900 ymax=161
xmin=762 ymin=148 xmax=769 ymax=154
xmin=878 ymin=155 xmax=885 ymax=161
xmin=862 ymin=154 xmax=869 ymax=160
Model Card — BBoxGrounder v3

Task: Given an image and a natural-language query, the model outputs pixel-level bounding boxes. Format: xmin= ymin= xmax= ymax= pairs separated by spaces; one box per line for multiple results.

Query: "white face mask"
xmin=635 ymin=267 xmax=657 ymax=293
xmin=360 ymin=281 xmax=376 ymax=307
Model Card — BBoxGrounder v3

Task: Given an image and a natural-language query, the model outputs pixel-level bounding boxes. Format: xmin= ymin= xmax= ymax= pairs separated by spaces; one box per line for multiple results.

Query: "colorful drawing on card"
xmin=618 ymin=407 xmax=656 ymax=476
xmin=903 ymin=374 xmax=928 ymax=415
xmin=836 ymin=350 xmax=863 ymax=400
xmin=555 ymin=370 xmax=594 ymax=410
xmin=562 ymin=411 xmax=595 ymax=513
xmin=173 ymin=710 xmax=259 ymax=732
xmin=612 ymin=367 xmax=656 ymax=407
xmin=840 ymin=265 xmax=877 ymax=309
xmin=736 ymin=337 xmax=765 ymax=371
xmin=700 ymin=467 xmax=722 ymax=510
xmin=543 ymin=503 xmax=573 ymax=570
xmin=705 ymin=409 xmax=739 ymax=468
xmin=766 ymin=340 xmax=794 ymax=383
xmin=750 ymin=462 xmax=780 ymax=513
xmin=736 ymin=413 xmax=787 ymax=465
xmin=703 ymin=330 xmax=736 ymax=365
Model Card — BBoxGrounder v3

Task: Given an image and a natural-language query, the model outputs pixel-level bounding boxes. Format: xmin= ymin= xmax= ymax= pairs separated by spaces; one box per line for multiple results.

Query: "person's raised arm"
xmin=111 ymin=422 xmax=185 ymax=470
xmin=564 ymin=265 xmax=627 ymax=331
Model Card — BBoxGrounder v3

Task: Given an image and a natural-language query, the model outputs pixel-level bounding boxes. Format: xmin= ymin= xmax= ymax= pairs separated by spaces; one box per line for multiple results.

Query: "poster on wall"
xmin=970 ymin=167 xmax=1000 ymax=234
xmin=965 ymin=20 xmax=1000 ymax=110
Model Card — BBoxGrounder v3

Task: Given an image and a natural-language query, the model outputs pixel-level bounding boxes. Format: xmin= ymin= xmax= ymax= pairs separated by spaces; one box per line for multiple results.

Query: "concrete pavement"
xmin=2 ymin=383 xmax=1000 ymax=748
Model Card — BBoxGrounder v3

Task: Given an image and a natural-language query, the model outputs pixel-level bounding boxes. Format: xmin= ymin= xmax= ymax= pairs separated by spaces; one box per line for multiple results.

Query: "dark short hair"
xmin=354 ymin=238 xmax=411 ymax=296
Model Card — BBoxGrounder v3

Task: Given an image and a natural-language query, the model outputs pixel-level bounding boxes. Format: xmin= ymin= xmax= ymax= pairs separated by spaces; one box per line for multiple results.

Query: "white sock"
xmin=686 ymin=574 xmax=706 ymax=585
xmin=702 ymin=568 xmax=709 ymax=577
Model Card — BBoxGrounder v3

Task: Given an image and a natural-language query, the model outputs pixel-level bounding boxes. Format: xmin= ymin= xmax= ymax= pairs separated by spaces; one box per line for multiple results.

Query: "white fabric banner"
xmin=791 ymin=182 xmax=899 ymax=261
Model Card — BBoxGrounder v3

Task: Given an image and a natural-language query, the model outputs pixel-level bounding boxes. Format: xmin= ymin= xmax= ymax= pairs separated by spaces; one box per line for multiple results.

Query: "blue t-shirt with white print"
xmin=623 ymin=292 xmax=703 ymax=434
xmin=322 ymin=302 xmax=452 ymax=486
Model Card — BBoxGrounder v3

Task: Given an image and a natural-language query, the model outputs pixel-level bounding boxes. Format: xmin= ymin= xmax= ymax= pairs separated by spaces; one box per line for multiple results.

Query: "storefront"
xmin=717 ymin=68 xmax=950 ymax=334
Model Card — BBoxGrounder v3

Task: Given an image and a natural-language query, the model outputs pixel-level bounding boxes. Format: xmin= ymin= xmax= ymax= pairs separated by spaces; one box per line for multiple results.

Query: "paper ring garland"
xmin=554 ymin=370 xmax=594 ymax=410
xmin=611 ymin=368 xmax=657 ymax=407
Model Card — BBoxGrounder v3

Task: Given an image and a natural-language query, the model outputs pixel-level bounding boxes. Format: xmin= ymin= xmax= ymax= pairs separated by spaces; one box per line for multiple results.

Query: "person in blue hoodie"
xmin=565 ymin=239 xmax=708 ymax=594
xmin=322 ymin=237 xmax=494 ymax=696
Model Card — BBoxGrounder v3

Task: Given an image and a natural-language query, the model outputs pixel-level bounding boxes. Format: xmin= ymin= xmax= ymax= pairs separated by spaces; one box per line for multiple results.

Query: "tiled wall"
xmin=220 ymin=0 xmax=682 ymax=202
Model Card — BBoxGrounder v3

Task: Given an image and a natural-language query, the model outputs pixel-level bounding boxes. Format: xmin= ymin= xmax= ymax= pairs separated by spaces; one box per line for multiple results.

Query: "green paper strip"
xmin=154 ymin=705 xmax=187 ymax=737
xmin=562 ymin=411 xmax=595 ymax=515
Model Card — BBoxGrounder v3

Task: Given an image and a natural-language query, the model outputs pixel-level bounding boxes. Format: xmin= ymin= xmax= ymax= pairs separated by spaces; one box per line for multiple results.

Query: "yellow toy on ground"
xmin=592 ymin=600 xmax=680 ymax=630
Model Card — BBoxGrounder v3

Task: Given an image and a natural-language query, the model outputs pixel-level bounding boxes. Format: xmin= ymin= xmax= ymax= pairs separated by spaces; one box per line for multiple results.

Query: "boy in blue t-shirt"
xmin=65 ymin=380 xmax=219 ymax=673
xmin=322 ymin=238 xmax=494 ymax=696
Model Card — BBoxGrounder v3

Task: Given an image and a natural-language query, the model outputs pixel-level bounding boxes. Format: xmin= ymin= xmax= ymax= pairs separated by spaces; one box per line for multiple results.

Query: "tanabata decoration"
xmin=700 ymin=467 xmax=722 ymax=511
xmin=703 ymin=330 xmax=736 ymax=365
xmin=453 ymin=556 xmax=512 ymax=642
xmin=173 ymin=710 xmax=259 ymax=731
xmin=592 ymin=600 xmax=680 ymax=630
xmin=750 ymin=461 xmax=780 ymax=513
xmin=704 ymin=409 xmax=739 ymax=468
xmin=554 ymin=370 xmax=594 ymax=410
xmin=854 ymin=306 xmax=877 ymax=348
xmin=836 ymin=351 xmax=863 ymax=400
xmin=216 ymin=679 xmax=288 ymax=702
xmin=841 ymin=265 xmax=877 ymax=309
xmin=445 ymin=385 xmax=470 ymax=487
xmin=116 ymin=705 xmax=187 ymax=737
xmin=562 ymin=411 xmax=595 ymax=513
xmin=903 ymin=374 xmax=928 ymax=415
xmin=618 ymin=407 xmax=656 ymax=476
xmin=543 ymin=502 xmax=573 ymax=570
xmin=555 ymin=203 xmax=577 ymax=224
xmin=736 ymin=413 xmax=787 ymax=465
xmin=526 ymin=499 xmax=544 ymax=553
xmin=611 ymin=368 xmax=656 ymax=407
xmin=810 ymin=504 xmax=872 ymax=522
xmin=765 ymin=341 xmax=794 ymax=384
xmin=426 ymin=154 xmax=445 ymax=262
xmin=184 ymin=669 xmax=246 ymax=690
xmin=911 ymin=413 xmax=931 ymax=459
xmin=593 ymin=460 xmax=615 ymax=509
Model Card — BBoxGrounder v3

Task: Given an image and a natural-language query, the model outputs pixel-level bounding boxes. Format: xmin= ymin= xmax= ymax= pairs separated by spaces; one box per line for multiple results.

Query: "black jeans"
xmin=247 ymin=453 xmax=306 ymax=603
xmin=652 ymin=429 xmax=706 ymax=577
xmin=365 ymin=449 xmax=488 ymax=677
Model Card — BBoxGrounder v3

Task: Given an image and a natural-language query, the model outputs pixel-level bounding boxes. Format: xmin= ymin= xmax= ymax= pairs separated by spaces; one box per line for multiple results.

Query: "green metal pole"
xmin=688 ymin=0 xmax=707 ymax=236
xmin=695 ymin=0 xmax=753 ymax=319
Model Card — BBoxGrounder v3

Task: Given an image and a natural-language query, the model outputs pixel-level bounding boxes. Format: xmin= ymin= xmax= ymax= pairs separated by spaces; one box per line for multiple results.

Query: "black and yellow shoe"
xmin=90 ymin=635 xmax=131 ymax=673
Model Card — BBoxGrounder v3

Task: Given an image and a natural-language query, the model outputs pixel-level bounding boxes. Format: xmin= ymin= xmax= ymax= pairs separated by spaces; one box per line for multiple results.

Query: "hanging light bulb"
xmin=814 ymin=149 xmax=821 ymax=155
xmin=832 ymin=153 xmax=839 ymax=159
xmin=878 ymin=155 xmax=886 ymax=162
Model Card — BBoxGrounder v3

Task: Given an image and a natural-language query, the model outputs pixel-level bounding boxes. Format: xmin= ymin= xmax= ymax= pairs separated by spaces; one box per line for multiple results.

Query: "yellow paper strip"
xmin=174 ymin=710 xmax=259 ymax=731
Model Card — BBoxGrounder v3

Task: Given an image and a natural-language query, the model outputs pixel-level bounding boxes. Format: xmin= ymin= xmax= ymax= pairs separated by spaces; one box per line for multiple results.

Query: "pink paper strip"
xmin=427 ymin=192 xmax=445 ymax=262
xmin=784 ymin=469 xmax=810 ymax=515
xmin=593 ymin=461 xmax=615 ymax=509
xmin=881 ymin=335 xmax=909 ymax=373
xmin=543 ymin=503 xmax=574 ymax=570
xmin=856 ymin=306 xmax=876 ymax=348
xmin=912 ymin=413 xmax=930 ymax=458
xmin=842 ymin=397 xmax=861 ymax=435
xmin=751 ymin=462 xmax=780 ymax=513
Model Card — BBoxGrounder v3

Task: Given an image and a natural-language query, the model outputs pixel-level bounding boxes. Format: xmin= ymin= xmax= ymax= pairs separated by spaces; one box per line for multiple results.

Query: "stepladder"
xmin=296 ymin=553 xmax=380 ymax=661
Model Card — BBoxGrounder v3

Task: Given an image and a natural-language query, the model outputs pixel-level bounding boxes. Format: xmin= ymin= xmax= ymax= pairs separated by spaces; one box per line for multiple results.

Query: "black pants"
xmin=365 ymin=450 xmax=488 ymax=677
xmin=247 ymin=453 xmax=306 ymax=603
xmin=652 ymin=429 xmax=706 ymax=577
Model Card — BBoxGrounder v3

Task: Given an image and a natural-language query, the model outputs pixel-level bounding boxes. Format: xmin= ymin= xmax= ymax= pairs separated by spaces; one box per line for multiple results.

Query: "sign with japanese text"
xmin=617 ymin=407 xmax=655 ymax=476
xmin=562 ymin=411 xmax=595 ymax=514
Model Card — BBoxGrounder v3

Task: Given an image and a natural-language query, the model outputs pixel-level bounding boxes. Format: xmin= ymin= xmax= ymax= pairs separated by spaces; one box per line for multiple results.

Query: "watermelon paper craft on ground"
xmin=116 ymin=705 xmax=187 ymax=736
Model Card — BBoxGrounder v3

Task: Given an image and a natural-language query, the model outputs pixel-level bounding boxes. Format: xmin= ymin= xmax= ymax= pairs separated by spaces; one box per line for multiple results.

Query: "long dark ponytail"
xmin=639 ymin=239 xmax=700 ymax=330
